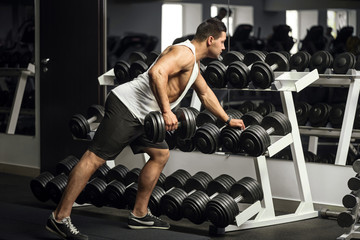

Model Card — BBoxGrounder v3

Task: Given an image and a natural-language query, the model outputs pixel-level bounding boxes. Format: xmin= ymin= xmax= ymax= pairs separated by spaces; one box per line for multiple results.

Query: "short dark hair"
xmin=193 ymin=18 xmax=227 ymax=42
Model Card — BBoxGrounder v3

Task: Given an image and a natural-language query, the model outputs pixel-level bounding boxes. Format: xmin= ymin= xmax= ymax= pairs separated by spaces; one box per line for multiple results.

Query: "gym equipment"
xmin=45 ymin=173 xmax=68 ymax=204
xmin=106 ymin=164 xmax=129 ymax=184
xmin=129 ymin=51 xmax=160 ymax=79
xmin=55 ymin=155 xmax=79 ymax=175
xmin=239 ymin=111 xmax=292 ymax=156
xmin=30 ymin=171 xmax=54 ymax=202
xmin=226 ymin=50 xmax=266 ymax=88
xmin=249 ymin=52 xmax=290 ymax=89
xmin=83 ymin=177 xmax=108 ymax=207
xmin=289 ymin=51 xmax=311 ymax=72
xmin=69 ymin=105 xmax=105 ymax=139
xmin=182 ymin=174 xmax=236 ymax=224
xmin=195 ymin=110 xmax=263 ymax=154
xmin=215 ymin=109 xmax=243 ymax=128
xmin=203 ymin=51 xmax=244 ymax=88
xmin=196 ymin=109 xmax=217 ymax=127
xmin=329 ymin=103 xmax=345 ymax=128
xmin=337 ymin=211 xmax=359 ymax=228
xmin=104 ymin=180 xmax=136 ymax=209
xmin=295 ymin=102 xmax=311 ymax=126
xmin=144 ymin=107 xmax=196 ymax=143
xmin=308 ymin=103 xmax=331 ymax=127
xmin=219 ymin=111 xmax=263 ymax=154
xmin=114 ymin=60 xmax=131 ymax=84
xmin=342 ymin=193 xmax=359 ymax=209
xmin=91 ymin=163 xmax=111 ymax=182
xmin=255 ymin=102 xmax=276 ymax=117
xmin=163 ymin=169 xmax=192 ymax=191
xmin=165 ymin=131 xmax=177 ymax=150
xmin=175 ymin=136 xmax=196 ymax=152
xmin=309 ymin=51 xmax=334 ymax=74
xmin=159 ymin=171 xmax=213 ymax=220
xmin=333 ymin=52 xmax=356 ymax=74
xmin=238 ymin=101 xmax=256 ymax=114
xmin=206 ymin=177 xmax=263 ymax=228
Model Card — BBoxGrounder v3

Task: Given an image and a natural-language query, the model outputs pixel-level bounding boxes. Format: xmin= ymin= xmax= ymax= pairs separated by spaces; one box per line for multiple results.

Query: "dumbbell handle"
xmin=269 ymin=63 xmax=279 ymax=71
xmin=265 ymin=126 xmax=275 ymax=135
xmin=87 ymin=115 xmax=98 ymax=124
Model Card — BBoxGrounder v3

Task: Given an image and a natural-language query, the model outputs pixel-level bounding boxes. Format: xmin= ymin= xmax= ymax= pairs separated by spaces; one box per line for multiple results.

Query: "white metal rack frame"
xmin=298 ymin=69 xmax=360 ymax=166
xmin=97 ymin=68 xmax=320 ymax=231
xmin=0 ymin=64 xmax=35 ymax=134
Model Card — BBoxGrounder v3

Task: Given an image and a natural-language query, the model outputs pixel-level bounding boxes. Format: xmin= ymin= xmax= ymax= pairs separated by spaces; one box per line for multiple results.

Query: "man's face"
xmin=208 ymin=32 xmax=226 ymax=59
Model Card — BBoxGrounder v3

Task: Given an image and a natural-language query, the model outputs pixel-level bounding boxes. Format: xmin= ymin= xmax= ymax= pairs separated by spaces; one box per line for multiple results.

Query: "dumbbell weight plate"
xmin=114 ymin=60 xmax=131 ymax=83
xmin=69 ymin=114 xmax=90 ymax=139
xmin=220 ymin=127 xmax=243 ymax=153
xmin=243 ymin=50 xmax=266 ymax=66
xmin=261 ymin=111 xmax=292 ymax=135
xmin=329 ymin=103 xmax=345 ymax=128
xmin=128 ymin=51 xmax=147 ymax=64
xmin=87 ymin=105 xmax=105 ymax=123
xmin=238 ymin=101 xmax=256 ymax=114
xmin=222 ymin=51 xmax=244 ymax=65
xmin=144 ymin=111 xmax=162 ymax=143
xmin=240 ymin=125 xmax=269 ymax=157
xmin=129 ymin=60 xmax=148 ymax=79
xmin=206 ymin=193 xmax=238 ymax=228
xmin=182 ymin=190 xmax=210 ymax=224
xmin=176 ymin=107 xmax=196 ymax=139
xmin=308 ymin=103 xmax=331 ymax=127
xmin=241 ymin=111 xmax=263 ymax=126
xmin=333 ymin=52 xmax=356 ymax=74
xmin=249 ymin=61 xmax=274 ymax=89
xmin=309 ymin=51 xmax=332 ymax=74
xmin=226 ymin=61 xmax=250 ymax=89
xmin=295 ymin=102 xmax=311 ymax=126
xmin=176 ymin=136 xmax=196 ymax=152
xmin=204 ymin=61 xmax=227 ymax=88
xmin=290 ymin=51 xmax=310 ymax=71
xmin=165 ymin=131 xmax=177 ymax=150
xmin=255 ymin=102 xmax=276 ymax=117
xmin=30 ymin=171 xmax=54 ymax=202
xmin=104 ymin=180 xmax=127 ymax=209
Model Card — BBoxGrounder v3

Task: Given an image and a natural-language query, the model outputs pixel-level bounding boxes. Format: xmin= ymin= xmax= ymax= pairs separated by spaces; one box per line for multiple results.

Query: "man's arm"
xmin=192 ymin=68 xmax=245 ymax=129
xmin=148 ymin=46 xmax=194 ymax=131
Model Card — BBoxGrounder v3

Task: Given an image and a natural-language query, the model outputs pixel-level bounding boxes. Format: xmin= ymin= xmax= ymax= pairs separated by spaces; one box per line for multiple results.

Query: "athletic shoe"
xmin=128 ymin=209 xmax=170 ymax=229
xmin=46 ymin=212 xmax=88 ymax=240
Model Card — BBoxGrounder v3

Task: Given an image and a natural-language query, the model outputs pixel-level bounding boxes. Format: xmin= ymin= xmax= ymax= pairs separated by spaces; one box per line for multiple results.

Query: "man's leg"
xmin=132 ymin=148 xmax=169 ymax=217
xmin=54 ymin=150 xmax=106 ymax=220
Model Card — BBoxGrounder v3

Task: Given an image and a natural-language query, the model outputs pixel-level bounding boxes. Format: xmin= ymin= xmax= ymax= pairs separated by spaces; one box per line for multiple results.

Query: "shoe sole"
xmin=46 ymin=225 xmax=67 ymax=240
xmin=128 ymin=225 xmax=170 ymax=230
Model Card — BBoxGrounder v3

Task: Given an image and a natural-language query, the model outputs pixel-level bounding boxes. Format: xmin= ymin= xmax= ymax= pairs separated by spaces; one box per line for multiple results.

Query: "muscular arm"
xmin=148 ymin=46 xmax=194 ymax=131
xmin=192 ymin=67 xmax=245 ymax=129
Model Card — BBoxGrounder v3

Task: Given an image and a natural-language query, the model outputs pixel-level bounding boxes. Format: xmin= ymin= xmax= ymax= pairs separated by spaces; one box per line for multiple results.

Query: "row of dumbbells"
xmin=145 ymin=105 xmax=292 ymax=157
xmin=319 ymin=159 xmax=360 ymax=229
xmin=272 ymin=148 xmax=358 ymax=166
xmin=113 ymin=50 xmax=160 ymax=84
xmin=295 ymin=101 xmax=360 ymax=129
xmin=201 ymin=50 xmax=360 ymax=89
xmin=30 ymin=155 xmax=263 ymax=228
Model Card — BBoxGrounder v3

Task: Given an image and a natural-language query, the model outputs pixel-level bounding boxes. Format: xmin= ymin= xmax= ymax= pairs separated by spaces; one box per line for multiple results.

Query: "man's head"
xmin=193 ymin=18 xmax=227 ymax=58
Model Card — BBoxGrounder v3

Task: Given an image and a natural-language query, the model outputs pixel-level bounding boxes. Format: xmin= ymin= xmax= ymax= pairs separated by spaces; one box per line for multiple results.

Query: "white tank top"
xmin=111 ymin=40 xmax=199 ymax=124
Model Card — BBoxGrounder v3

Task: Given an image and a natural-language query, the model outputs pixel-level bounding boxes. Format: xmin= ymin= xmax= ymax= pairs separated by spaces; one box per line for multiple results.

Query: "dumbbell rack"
xmin=191 ymin=69 xmax=321 ymax=233
xmin=0 ymin=63 xmax=35 ymax=134
xmin=298 ymin=69 xmax=360 ymax=166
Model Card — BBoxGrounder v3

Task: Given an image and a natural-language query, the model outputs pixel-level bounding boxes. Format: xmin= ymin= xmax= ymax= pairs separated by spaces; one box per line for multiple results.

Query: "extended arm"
xmin=192 ymin=67 xmax=245 ymax=129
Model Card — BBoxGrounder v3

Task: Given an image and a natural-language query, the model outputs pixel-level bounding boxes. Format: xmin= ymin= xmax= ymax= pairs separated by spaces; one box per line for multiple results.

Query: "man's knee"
xmin=83 ymin=150 xmax=107 ymax=169
xmin=147 ymin=148 xmax=170 ymax=165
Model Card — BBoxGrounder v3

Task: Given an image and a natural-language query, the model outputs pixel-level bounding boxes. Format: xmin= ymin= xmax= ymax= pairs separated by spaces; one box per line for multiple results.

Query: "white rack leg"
xmin=335 ymin=78 xmax=360 ymax=165
xmin=6 ymin=71 xmax=30 ymax=134
xmin=308 ymin=136 xmax=318 ymax=154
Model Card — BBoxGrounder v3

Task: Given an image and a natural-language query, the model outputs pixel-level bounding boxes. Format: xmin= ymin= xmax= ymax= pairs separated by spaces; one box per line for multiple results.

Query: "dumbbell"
xmin=206 ymin=177 xmax=264 ymax=228
xmin=239 ymin=111 xmax=292 ymax=157
xmin=289 ymin=51 xmax=311 ymax=72
xmin=182 ymin=174 xmax=236 ymax=225
xmin=55 ymin=155 xmax=80 ymax=176
xmin=129 ymin=51 xmax=160 ymax=79
xmin=308 ymin=103 xmax=332 ymax=127
xmin=249 ymin=52 xmax=290 ymax=89
xmin=69 ymin=105 xmax=105 ymax=139
xmin=106 ymin=164 xmax=129 ymax=184
xmin=129 ymin=169 xmax=190 ymax=217
xmin=226 ymin=50 xmax=266 ymax=88
xmin=194 ymin=110 xmax=263 ymax=154
xmin=175 ymin=136 xmax=197 ymax=152
xmin=203 ymin=51 xmax=244 ymax=88
xmin=329 ymin=103 xmax=345 ymax=128
xmin=238 ymin=101 xmax=256 ymax=114
xmin=295 ymin=101 xmax=312 ymax=126
xmin=255 ymin=102 xmax=276 ymax=117
xmin=309 ymin=50 xmax=333 ymax=74
xmin=144 ymin=107 xmax=196 ymax=143
xmin=114 ymin=60 xmax=131 ymax=84
xmin=319 ymin=208 xmax=343 ymax=219
xmin=333 ymin=52 xmax=357 ymax=74
xmin=159 ymin=171 xmax=213 ymax=221
xmin=30 ymin=171 xmax=55 ymax=202
xmin=219 ymin=111 xmax=264 ymax=154
xmin=196 ymin=109 xmax=217 ymax=127
xmin=45 ymin=173 xmax=68 ymax=204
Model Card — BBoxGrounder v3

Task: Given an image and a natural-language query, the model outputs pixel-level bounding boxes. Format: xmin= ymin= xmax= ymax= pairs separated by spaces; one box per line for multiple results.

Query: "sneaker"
xmin=46 ymin=212 xmax=88 ymax=240
xmin=128 ymin=209 xmax=170 ymax=230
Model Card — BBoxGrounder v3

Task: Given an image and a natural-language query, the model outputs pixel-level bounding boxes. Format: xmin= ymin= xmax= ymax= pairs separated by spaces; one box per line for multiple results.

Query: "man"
xmin=46 ymin=18 xmax=245 ymax=240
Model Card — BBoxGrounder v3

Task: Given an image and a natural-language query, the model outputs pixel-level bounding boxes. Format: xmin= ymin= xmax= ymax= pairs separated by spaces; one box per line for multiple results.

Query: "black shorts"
xmin=88 ymin=92 xmax=168 ymax=160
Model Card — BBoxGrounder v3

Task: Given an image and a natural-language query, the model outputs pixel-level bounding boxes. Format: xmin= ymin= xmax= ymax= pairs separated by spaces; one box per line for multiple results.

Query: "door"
xmin=39 ymin=0 xmax=106 ymax=172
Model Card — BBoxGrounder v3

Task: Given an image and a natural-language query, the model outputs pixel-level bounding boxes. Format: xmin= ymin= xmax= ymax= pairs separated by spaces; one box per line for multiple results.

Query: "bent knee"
xmin=147 ymin=148 xmax=170 ymax=165
xmin=83 ymin=150 xmax=107 ymax=168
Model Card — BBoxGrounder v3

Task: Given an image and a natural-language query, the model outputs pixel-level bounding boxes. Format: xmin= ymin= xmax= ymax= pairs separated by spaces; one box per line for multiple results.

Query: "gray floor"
xmin=0 ymin=172 xmax=350 ymax=240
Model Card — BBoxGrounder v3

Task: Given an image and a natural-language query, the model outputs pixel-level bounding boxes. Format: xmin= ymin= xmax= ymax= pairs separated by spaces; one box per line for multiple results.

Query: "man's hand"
xmin=162 ymin=111 xmax=178 ymax=131
xmin=228 ymin=118 xmax=245 ymax=130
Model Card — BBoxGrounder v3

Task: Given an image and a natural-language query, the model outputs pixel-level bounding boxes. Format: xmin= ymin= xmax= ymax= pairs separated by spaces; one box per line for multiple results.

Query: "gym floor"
xmin=0 ymin=172 xmax=349 ymax=240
